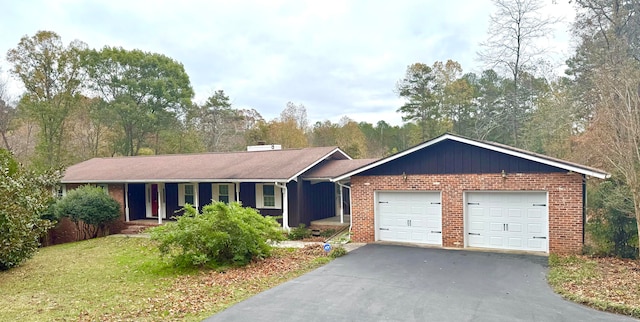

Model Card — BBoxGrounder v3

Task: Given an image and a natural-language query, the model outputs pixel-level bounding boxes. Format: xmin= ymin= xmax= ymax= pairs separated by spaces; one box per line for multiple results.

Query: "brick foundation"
xmin=350 ymin=173 xmax=584 ymax=254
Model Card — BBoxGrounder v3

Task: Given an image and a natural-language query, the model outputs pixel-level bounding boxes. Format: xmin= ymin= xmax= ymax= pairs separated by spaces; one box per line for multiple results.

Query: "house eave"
xmin=333 ymin=134 xmax=610 ymax=181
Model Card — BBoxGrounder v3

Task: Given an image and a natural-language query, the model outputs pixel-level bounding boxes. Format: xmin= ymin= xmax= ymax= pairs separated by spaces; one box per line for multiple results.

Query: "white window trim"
xmin=212 ymin=183 xmax=236 ymax=203
xmin=53 ymin=184 xmax=66 ymax=198
xmin=256 ymin=183 xmax=282 ymax=209
xmin=178 ymin=183 xmax=198 ymax=206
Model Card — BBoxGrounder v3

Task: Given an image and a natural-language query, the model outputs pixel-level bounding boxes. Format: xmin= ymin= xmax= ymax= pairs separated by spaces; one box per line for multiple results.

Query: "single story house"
xmin=61 ymin=146 xmax=377 ymax=229
xmin=333 ymin=133 xmax=609 ymax=254
xmin=62 ymin=134 xmax=609 ymax=254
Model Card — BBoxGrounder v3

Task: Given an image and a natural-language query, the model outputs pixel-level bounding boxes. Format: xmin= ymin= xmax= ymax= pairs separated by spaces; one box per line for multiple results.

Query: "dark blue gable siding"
xmin=361 ymin=140 xmax=566 ymax=176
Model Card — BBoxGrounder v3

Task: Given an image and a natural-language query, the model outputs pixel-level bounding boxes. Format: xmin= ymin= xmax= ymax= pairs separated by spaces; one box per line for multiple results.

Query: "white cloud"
xmin=0 ymin=0 xmax=574 ymax=125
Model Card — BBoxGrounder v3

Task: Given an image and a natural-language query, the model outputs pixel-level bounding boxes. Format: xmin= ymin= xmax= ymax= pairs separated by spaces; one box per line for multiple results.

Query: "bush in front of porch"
xmin=150 ymin=202 xmax=285 ymax=267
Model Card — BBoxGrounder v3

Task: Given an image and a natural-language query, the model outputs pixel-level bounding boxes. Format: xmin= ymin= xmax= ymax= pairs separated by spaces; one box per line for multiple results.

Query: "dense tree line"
xmin=1 ymin=1 xmax=639 ymax=256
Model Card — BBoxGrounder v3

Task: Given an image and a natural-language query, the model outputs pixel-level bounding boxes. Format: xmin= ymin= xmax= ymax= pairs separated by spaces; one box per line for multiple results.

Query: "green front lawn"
xmin=548 ymin=254 xmax=640 ymax=318
xmin=0 ymin=237 xmax=329 ymax=321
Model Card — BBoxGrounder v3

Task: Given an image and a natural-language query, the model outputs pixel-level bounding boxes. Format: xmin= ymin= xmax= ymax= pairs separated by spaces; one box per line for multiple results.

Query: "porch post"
xmin=235 ymin=182 xmax=240 ymax=204
xmin=194 ymin=183 xmax=199 ymax=212
xmin=125 ymin=183 xmax=130 ymax=222
xmin=157 ymin=184 xmax=162 ymax=225
xmin=275 ymin=182 xmax=289 ymax=230
xmin=282 ymin=184 xmax=289 ymax=230
xmin=338 ymin=183 xmax=344 ymax=224
xmin=337 ymin=181 xmax=352 ymax=232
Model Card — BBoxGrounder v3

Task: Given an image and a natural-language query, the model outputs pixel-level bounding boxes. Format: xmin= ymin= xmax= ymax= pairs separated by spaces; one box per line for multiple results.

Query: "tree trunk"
xmin=634 ymin=190 xmax=640 ymax=258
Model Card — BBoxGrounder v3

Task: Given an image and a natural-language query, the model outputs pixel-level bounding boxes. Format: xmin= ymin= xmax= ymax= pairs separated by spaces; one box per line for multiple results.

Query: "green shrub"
xmin=288 ymin=224 xmax=311 ymax=240
xmin=54 ymin=185 xmax=121 ymax=240
xmin=586 ymin=179 xmax=638 ymax=258
xmin=329 ymin=246 xmax=347 ymax=258
xmin=0 ymin=149 xmax=58 ymax=270
xmin=149 ymin=202 xmax=285 ymax=267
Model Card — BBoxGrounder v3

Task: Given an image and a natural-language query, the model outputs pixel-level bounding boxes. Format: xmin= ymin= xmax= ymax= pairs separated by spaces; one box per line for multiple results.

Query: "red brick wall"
xmin=350 ymin=173 xmax=584 ymax=254
xmin=46 ymin=183 xmax=126 ymax=244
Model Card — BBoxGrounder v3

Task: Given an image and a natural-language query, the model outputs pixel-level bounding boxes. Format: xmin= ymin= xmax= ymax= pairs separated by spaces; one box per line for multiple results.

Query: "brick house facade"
xmin=335 ymin=134 xmax=609 ymax=255
xmin=350 ymin=173 xmax=584 ymax=254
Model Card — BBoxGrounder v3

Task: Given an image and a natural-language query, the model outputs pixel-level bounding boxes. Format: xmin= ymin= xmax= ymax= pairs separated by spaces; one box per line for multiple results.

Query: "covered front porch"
xmin=120 ymin=179 xmax=352 ymax=230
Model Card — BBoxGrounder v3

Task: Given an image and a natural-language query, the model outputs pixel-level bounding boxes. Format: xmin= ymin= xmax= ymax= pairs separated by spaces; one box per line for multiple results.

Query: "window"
xmin=179 ymin=183 xmax=197 ymax=206
xmin=219 ymin=185 xmax=229 ymax=203
xmin=263 ymin=185 xmax=275 ymax=207
xmin=53 ymin=184 xmax=66 ymax=198
xmin=184 ymin=185 xmax=194 ymax=204
xmin=212 ymin=184 xmax=235 ymax=203
xmin=255 ymin=183 xmax=281 ymax=209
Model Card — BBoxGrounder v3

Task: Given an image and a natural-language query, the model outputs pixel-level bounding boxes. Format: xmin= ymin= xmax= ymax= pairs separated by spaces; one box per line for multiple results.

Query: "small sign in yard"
xmin=323 ymin=243 xmax=332 ymax=252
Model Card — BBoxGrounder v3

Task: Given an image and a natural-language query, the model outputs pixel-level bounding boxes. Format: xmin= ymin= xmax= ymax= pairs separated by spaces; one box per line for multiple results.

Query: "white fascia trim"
xmin=286 ymin=148 xmax=352 ymax=182
xmin=332 ymin=134 xmax=609 ymax=181
xmin=61 ymin=178 xmax=292 ymax=184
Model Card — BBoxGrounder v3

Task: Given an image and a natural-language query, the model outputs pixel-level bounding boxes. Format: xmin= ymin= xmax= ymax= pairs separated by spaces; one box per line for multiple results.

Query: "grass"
xmin=0 ymin=236 xmax=330 ymax=321
xmin=548 ymin=254 xmax=640 ymax=318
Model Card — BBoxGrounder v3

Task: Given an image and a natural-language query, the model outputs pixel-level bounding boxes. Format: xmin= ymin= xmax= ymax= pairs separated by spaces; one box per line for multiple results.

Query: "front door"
xmin=151 ymin=184 xmax=159 ymax=216
xmin=146 ymin=183 xmax=166 ymax=219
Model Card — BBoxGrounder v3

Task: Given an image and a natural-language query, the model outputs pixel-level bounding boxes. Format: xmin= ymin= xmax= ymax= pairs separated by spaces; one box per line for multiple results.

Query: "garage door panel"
xmin=527 ymin=223 xmax=543 ymax=234
xmin=378 ymin=192 xmax=442 ymax=246
xmin=466 ymin=192 xmax=548 ymax=252
xmin=489 ymin=237 xmax=504 ymax=246
xmin=508 ymin=238 xmax=523 ymax=248
xmin=508 ymin=223 xmax=523 ymax=232
xmin=527 ymin=208 xmax=544 ymax=219
xmin=508 ymin=208 xmax=523 ymax=218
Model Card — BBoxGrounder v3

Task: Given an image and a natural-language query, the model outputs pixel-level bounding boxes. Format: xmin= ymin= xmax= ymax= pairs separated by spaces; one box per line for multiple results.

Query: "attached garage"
xmin=335 ymin=133 xmax=610 ymax=255
xmin=466 ymin=191 xmax=548 ymax=252
xmin=377 ymin=191 xmax=442 ymax=245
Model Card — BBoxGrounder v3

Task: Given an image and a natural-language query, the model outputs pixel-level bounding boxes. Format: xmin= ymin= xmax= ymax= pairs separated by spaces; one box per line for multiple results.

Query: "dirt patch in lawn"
xmin=548 ymin=255 xmax=640 ymax=318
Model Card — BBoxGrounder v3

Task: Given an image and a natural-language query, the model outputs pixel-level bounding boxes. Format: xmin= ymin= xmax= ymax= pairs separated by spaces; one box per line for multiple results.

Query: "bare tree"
xmin=571 ymin=0 xmax=640 ymax=257
xmin=0 ymin=71 xmax=17 ymax=151
xmin=478 ymin=0 xmax=560 ymax=146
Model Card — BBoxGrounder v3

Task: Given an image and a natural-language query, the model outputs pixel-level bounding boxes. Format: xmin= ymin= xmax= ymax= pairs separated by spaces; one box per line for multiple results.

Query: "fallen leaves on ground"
xmin=93 ymin=245 xmax=327 ymax=321
xmin=550 ymin=255 xmax=640 ymax=317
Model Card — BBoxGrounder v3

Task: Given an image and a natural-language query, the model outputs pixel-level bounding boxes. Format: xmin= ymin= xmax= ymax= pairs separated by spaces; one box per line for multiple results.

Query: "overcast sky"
xmin=1 ymin=0 xmax=575 ymax=125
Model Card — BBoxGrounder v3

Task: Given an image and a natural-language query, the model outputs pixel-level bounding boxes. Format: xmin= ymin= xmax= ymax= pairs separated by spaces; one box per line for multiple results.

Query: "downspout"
xmin=125 ymin=183 xmax=130 ymax=222
xmin=275 ymin=182 xmax=289 ymax=231
xmin=337 ymin=181 xmax=352 ymax=232
xmin=582 ymin=174 xmax=587 ymax=245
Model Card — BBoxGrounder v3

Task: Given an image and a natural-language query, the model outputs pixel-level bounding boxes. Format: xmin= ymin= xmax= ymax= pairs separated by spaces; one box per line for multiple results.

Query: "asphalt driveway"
xmin=205 ymin=244 xmax=634 ymax=322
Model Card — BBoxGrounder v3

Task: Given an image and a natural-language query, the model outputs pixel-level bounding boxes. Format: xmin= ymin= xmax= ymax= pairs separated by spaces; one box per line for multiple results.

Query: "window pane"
xmin=219 ymin=185 xmax=228 ymax=196
xmin=184 ymin=184 xmax=194 ymax=205
xmin=263 ymin=185 xmax=274 ymax=196
xmin=220 ymin=195 xmax=229 ymax=203
xmin=263 ymin=185 xmax=275 ymax=207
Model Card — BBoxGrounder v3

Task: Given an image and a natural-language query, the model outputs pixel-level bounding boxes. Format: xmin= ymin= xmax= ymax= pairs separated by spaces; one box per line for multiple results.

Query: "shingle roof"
xmin=62 ymin=147 xmax=349 ymax=183
xmin=302 ymin=159 xmax=379 ymax=179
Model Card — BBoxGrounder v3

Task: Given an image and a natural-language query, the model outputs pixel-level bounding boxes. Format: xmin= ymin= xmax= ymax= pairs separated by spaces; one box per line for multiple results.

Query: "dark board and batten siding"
xmin=361 ymin=140 xmax=567 ymax=176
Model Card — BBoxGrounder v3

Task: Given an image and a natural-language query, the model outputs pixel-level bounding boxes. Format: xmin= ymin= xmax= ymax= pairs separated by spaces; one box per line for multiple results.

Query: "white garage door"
xmin=466 ymin=192 xmax=548 ymax=252
xmin=377 ymin=192 xmax=442 ymax=245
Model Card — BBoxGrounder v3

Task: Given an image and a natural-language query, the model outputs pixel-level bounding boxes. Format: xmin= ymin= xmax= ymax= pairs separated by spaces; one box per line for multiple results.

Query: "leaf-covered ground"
xmin=0 ymin=237 xmax=329 ymax=322
xmin=548 ymin=255 xmax=640 ymax=318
